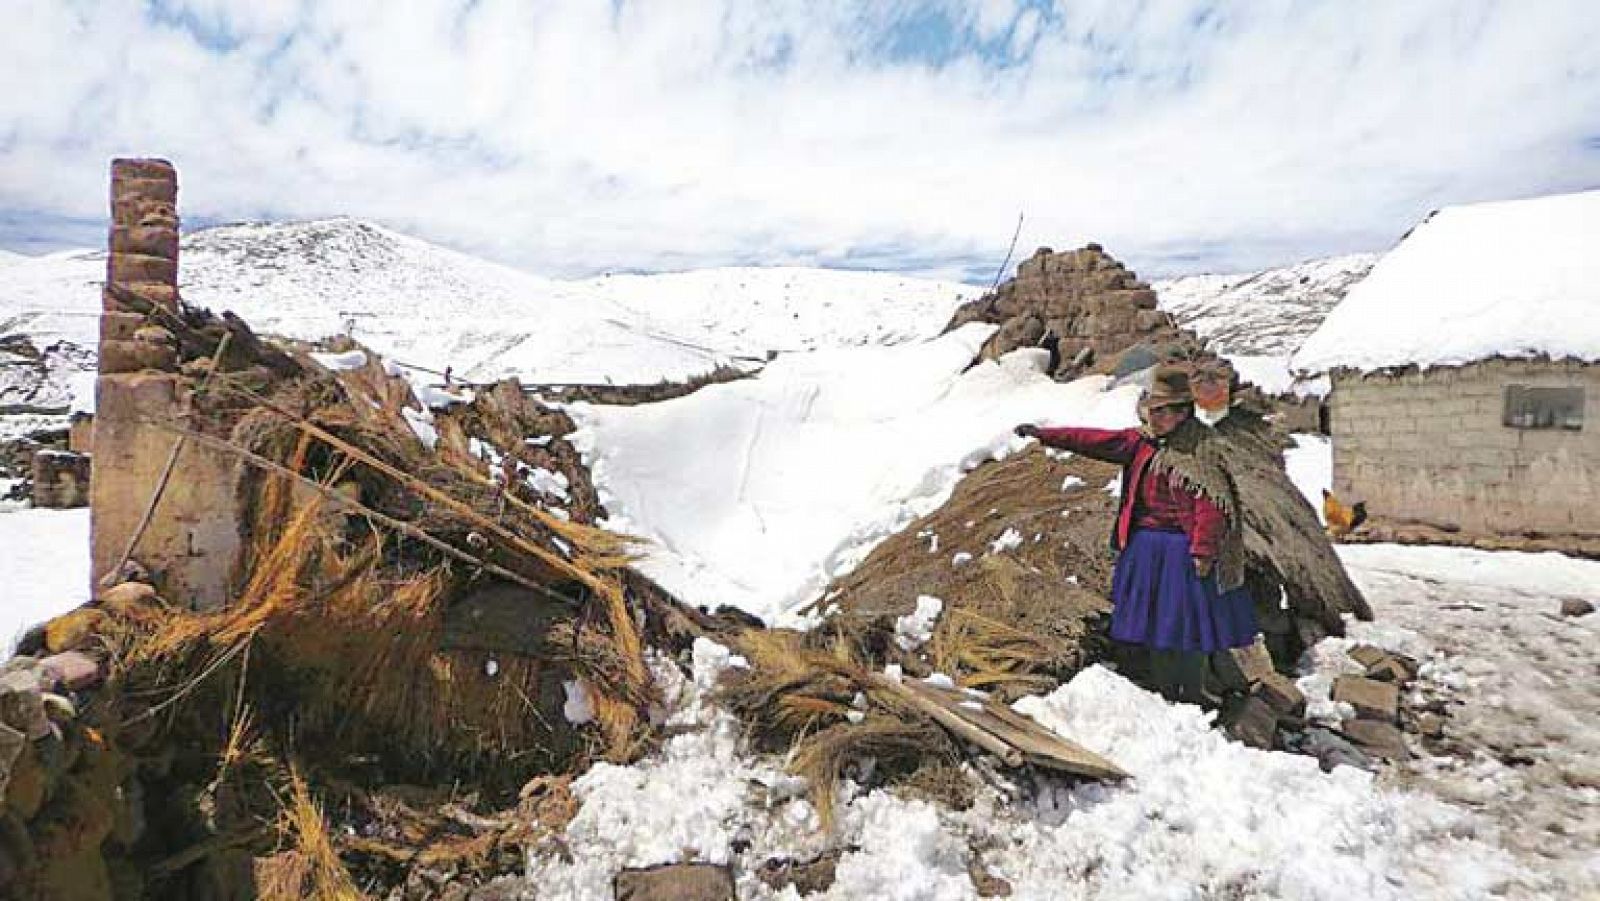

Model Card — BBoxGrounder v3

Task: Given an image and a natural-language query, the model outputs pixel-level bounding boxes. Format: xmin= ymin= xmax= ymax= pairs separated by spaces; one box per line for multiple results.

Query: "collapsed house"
xmin=0 ymin=161 xmax=1386 ymax=901
xmin=1293 ymin=189 xmax=1600 ymax=557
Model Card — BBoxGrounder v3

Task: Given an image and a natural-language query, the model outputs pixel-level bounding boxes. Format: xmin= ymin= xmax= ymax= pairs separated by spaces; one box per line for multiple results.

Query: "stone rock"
xmin=98 ymin=581 xmax=164 ymax=623
xmin=102 ymin=282 xmax=177 ymax=314
xmin=1346 ymin=644 xmax=1387 ymax=669
xmin=1413 ymin=712 xmax=1446 ymax=739
xmin=760 ymin=851 xmax=841 ymax=897
xmin=1363 ymin=656 xmax=1415 ymax=684
xmin=1340 ymin=720 xmax=1410 ymax=761
xmin=0 ymin=721 xmax=23 ymax=800
xmin=1332 ymin=675 xmax=1399 ymax=722
xmin=1296 ymin=727 xmax=1374 ymax=773
xmin=32 ymin=774 xmax=116 ymax=862
xmin=1232 ymin=639 xmax=1278 ymax=686
xmin=1 ymin=656 xmax=37 ymax=675
xmin=614 ymin=863 xmax=736 ymax=901
xmin=31 ymin=450 xmax=91 ymax=509
xmin=108 ymin=251 xmax=177 ymax=286
xmin=1349 ymin=644 xmax=1417 ymax=683
xmin=0 ymin=812 xmax=36 ymax=886
xmin=0 ymin=670 xmax=51 ymax=740
xmin=5 ymin=744 xmax=46 ymax=820
xmin=98 ymin=338 xmax=176 ymax=373
xmin=109 ymin=224 xmax=178 ymax=260
xmin=969 ymin=859 xmax=1013 ymax=897
xmin=1560 ymin=598 xmax=1594 ymax=618
xmin=40 ymin=653 xmax=104 ymax=693
xmin=43 ymin=608 xmax=106 ymax=654
xmin=468 ymin=877 xmax=536 ymax=900
xmin=1224 ymin=696 xmax=1278 ymax=750
xmin=1251 ymin=672 xmax=1307 ymax=719
xmin=131 ymin=324 xmax=175 ymax=346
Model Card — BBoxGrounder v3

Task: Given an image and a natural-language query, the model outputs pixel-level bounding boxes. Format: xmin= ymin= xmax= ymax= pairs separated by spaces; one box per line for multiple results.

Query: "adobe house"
xmin=1293 ymin=189 xmax=1600 ymax=553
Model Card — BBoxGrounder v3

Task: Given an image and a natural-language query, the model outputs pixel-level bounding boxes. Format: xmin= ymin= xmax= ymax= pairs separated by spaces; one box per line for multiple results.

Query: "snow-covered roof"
xmin=1292 ymin=189 xmax=1600 ymax=374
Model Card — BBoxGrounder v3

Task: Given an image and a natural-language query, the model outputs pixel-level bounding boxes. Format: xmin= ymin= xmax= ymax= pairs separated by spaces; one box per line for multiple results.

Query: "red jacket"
xmin=1035 ymin=426 xmax=1227 ymax=563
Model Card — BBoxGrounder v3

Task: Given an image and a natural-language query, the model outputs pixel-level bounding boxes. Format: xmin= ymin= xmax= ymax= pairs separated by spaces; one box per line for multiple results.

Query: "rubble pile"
xmin=945 ymin=244 xmax=1200 ymax=380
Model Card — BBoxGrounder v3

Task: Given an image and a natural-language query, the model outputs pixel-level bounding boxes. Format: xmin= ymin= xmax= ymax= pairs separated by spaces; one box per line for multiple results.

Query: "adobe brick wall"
xmin=89 ymin=159 xmax=241 ymax=608
xmin=1330 ymin=358 xmax=1600 ymax=539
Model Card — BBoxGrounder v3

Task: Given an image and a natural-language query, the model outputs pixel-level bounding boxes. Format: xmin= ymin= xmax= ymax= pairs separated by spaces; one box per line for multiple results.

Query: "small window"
xmin=1503 ymin=385 xmax=1584 ymax=430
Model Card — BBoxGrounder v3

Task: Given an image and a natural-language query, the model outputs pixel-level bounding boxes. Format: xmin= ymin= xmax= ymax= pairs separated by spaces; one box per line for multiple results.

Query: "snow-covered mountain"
xmin=1155 ymin=252 xmax=1379 ymax=357
xmin=580 ymin=267 xmax=971 ymax=355
xmin=0 ymin=219 xmax=977 ymax=416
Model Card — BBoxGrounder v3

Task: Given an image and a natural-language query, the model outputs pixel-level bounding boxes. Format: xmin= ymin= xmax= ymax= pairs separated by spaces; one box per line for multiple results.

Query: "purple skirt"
xmin=1110 ymin=528 xmax=1259 ymax=652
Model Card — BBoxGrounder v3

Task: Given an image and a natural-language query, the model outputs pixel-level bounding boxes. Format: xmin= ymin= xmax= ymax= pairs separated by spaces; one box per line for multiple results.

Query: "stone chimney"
xmin=90 ymin=160 xmax=240 ymax=608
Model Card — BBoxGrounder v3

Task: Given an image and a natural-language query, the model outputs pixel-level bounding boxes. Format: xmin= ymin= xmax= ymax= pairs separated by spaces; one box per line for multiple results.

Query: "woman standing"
xmin=1015 ymin=366 xmax=1258 ymax=703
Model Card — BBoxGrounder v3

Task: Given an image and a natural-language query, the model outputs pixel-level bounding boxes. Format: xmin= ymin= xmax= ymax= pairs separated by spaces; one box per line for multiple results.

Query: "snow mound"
xmin=1293 ymin=189 xmax=1600 ymax=373
xmin=570 ymin=324 xmax=1141 ymax=624
xmin=999 ymin=665 xmax=1524 ymax=898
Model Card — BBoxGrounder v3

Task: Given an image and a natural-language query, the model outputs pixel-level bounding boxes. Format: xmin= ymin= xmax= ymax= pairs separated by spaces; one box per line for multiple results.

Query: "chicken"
xmin=1322 ymin=489 xmax=1368 ymax=539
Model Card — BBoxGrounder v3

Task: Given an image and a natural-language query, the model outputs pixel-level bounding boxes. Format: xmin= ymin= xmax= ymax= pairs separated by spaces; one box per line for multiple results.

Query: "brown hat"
xmin=1144 ymin=364 xmax=1193 ymax=407
xmin=1189 ymin=357 xmax=1236 ymax=384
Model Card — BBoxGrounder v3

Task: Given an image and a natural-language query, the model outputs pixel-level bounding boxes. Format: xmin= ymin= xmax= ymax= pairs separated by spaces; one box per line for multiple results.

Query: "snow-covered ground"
xmin=0 ymin=504 xmax=90 ymax=651
xmin=520 ymin=539 xmax=1600 ymax=900
xmin=1334 ymin=544 xmax=1600 ymax=895
xmin=528 ymin=584 xmax=1592 ymax=901
xmin=569 ymin=326 xmax=1140 ymax=625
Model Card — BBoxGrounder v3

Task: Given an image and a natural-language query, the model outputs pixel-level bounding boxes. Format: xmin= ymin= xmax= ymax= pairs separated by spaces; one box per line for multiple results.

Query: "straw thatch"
xmin=111 ymin=330 xmax=696 ymax=800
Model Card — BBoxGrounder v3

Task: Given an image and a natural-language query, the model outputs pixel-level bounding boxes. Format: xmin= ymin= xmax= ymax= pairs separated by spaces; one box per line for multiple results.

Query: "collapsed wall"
xmin=946 ymin=244 xmax=1199 ymax=379
xmin=90 ymin=160 xmax=241 ymax=608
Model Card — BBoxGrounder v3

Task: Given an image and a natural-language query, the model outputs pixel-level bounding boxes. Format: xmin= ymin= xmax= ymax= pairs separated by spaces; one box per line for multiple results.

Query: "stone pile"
xmin=0 ymin=595 xmax=134 ymax=901
xmin=1329 ymin=645 xmax=1419 ymax=762
xmin=1219 ymin=640 xmax=1432 ymax=770
xmin=1218 ymin=640 xmax=1309 ymax=751
xmin=945 ymin=244 xmax=1196 ymax=379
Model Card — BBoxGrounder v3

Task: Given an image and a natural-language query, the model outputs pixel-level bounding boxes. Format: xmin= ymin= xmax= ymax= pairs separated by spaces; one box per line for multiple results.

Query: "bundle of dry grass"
xmin=113 ymin=338 xmax=682 ymax=803
xmin=810 ymin=447 xmax=1122 ymax=700
xmin=719 ymin=630 xmax=963 ymax=826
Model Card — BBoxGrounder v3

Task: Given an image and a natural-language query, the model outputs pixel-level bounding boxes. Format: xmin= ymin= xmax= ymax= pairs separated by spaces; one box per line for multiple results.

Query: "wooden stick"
xmin=145 ymin=419 xmax=580 ymax=605
xmin=100 ymin=331 xmax=234 ymax=588
xmin=215 ymin=380 xmax=612 ymax=595
xmin=869 ymin=673 xmax=1024 ymax=767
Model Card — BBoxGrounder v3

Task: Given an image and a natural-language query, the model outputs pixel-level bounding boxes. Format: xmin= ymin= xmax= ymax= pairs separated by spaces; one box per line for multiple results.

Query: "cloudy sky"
xmin=3 ymin=1 xmax=1598 ymax=281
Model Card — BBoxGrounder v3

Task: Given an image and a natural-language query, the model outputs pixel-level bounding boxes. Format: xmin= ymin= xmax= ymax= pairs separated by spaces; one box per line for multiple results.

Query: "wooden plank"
xmin=869 ymin=675 xmax=1024 ymax=767
xmin=903 ymin=678 xmax=1127 ymax=780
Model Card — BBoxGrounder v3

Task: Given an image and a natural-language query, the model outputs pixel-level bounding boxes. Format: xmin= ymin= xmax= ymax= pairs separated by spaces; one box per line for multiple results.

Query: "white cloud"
xmin=1 ymin=0 xmax=1598 ymax=280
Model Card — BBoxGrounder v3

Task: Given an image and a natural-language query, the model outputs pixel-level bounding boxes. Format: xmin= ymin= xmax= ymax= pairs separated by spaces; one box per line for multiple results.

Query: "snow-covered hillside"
xmin=1156 ymin=253 xmax=1378 ymax=357
xmin=581 ymin=267 xmax=972 ymax=356
xmin=0 ymin=219 xmax=977 ymax=414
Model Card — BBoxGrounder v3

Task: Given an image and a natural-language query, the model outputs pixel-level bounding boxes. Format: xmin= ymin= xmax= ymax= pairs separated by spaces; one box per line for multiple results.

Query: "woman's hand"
xmin=1014 ymin=423 xmax=1041 ymax=439
xmin=1192 ymin=556 xmax=1214 ymax=578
